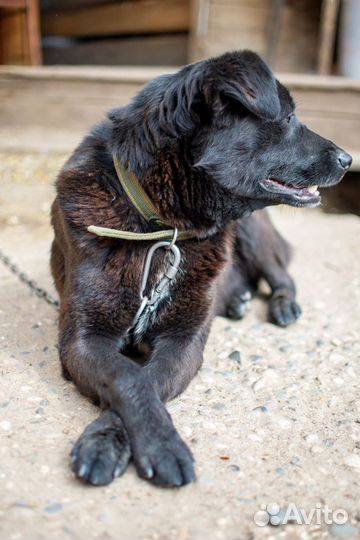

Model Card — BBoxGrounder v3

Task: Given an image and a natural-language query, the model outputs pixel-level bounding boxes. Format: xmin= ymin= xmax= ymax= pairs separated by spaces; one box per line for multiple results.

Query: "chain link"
xmin=0 ymin=248 xmax=59 ymax=309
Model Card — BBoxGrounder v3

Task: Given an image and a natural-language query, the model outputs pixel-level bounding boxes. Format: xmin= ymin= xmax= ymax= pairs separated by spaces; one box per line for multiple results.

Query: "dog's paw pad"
xmin=71 ymin=428 xmax=131 ymax=486
xmin=226 ymin=290 xmax=252 ymax=320
xmin=133 ymin=430 xmax=195 ymax=488
xmin=270 ymin=298 xmax=302 ymax=327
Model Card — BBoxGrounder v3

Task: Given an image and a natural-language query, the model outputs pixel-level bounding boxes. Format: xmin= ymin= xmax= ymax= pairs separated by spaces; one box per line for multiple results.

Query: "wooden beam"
xmin=42 ymin=0 xmax=190 ymax=38
xmin=26 ymin=0 xmax=42 ymax=65
xmin=0 ymin=0 xmax=26 ymax=8
xmin=318 ymin=0 xmax=340 ymax=75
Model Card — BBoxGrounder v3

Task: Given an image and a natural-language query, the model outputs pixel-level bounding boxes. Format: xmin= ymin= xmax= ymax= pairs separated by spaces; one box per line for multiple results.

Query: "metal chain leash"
xmin=0 ymin=248 xmax=59 ymax=309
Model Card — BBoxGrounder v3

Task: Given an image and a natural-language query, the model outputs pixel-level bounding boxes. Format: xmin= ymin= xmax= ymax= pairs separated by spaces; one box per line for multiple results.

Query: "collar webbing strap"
xmin=87 ymin=156 xmax=197 ymax=242
xmin=113 ymin=156 xmax=162 ymax=225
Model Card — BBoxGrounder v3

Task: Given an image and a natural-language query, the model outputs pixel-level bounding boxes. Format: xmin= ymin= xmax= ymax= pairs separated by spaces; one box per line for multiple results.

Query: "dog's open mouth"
xmin=260 ymin=178 xmax=321 ymax=207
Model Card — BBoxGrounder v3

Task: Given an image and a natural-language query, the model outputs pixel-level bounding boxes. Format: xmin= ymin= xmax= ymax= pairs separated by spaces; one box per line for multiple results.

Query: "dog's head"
xmin=111 ymin=51 xmax=352 ymax=219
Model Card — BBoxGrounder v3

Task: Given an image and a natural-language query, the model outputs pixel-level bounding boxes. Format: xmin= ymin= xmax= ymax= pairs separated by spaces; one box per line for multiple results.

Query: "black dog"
xmin=51 ymin=50 xmax=351 ymax=487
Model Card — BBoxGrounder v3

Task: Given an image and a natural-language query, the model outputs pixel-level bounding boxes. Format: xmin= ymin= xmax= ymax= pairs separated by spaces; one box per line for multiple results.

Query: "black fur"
xmin=51 ymin=50 xmax=351 ymax=488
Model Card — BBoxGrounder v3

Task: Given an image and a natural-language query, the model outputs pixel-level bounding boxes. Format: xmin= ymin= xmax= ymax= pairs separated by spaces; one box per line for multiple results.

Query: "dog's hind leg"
xmin=217 ymin=264 xmax=254 ymax=320
xmin=50 ymin=240 xmax=65 ymax=295
xmin=232 ymin=210 xmax=301 ymax=327
xmin=262 ymin=260 xmax=302 ymax=327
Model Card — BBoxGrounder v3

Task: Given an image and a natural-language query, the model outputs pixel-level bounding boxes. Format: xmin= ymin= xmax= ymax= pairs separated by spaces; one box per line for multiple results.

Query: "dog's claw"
xmin=270 ymin=297 xmax=302 ymax=327
xmin=226 ymin=290 xmax=252 ymax=320
xmin=132 ymin=429 xmax=195 ymax=488
xmin=71 ymin=426 xmax=131 ymax=486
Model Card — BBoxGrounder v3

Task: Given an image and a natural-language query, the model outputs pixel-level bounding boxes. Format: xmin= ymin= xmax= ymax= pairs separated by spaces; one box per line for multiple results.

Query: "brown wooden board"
xmin=43 ymin=34 xmax=188 ymax=66
xmin=0 ymin=67 xmax=359 ymax=165
xmin=42 ymin=0 xmax=190 ymax=38
xmin=190 ymin=0 xmax=321 ymax=73
xmin=0 ymin=9 xmax=27 ymax=64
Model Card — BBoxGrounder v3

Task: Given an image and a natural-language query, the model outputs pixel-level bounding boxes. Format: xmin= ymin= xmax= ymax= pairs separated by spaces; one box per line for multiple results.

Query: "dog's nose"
xmin=337 ymin=151 xmax=352 ymax=170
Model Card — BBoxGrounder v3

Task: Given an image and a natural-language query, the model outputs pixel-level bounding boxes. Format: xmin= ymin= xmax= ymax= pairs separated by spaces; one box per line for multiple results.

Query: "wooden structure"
xmin=0 ymin=0 xmax=346 ymax=72
xmin=0 ymin=66 xmax=359 ymax=171
xmin=0 ymin=0 xmax=41 ymax=65
xmin=42 ymin=0 xmax=190 ymax=66
xmin=42 ymin=0 xmax=190 ymax=38
xmin=190 ymin=0 xmax=342 ymax=75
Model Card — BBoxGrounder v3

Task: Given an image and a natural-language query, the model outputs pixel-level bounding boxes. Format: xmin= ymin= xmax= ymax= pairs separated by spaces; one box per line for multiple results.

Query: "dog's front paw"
xmin=132 ymin=427 xmax=195 ymax=488
xmin=269 ymin=296 xmax=301 ymax=327
xmin=71 ymin=421 xmax=131 ymax=486
xmin=226 ymin=290 xmax=252 ymax=320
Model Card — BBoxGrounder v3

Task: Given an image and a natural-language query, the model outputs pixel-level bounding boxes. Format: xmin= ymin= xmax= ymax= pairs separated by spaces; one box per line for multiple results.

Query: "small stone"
xmin=248 ymin=433 xmax=263 ymax=442
xmin=329 ymin=523 xmax=357 ymax=538
xmin=275 ymin=467 xmax=285 ymax=475
xmin=249 ymin=354 xmax=262 ymax=363
xmin=252 ymin=405 xmax=268 ymax=415
xmin=7 ymin=215 xmax=20 ymax=225
xmin=228 ymin=350 xmax=241 ymax=365
xmin=27 ymin=396 xmax=43 ymax=403
xmin=211 ymin=402 xmax=226 ymax=411
xmin=310 ymin=444 xmax=324 ymax=454
xmin=344 ymin=454 xmax=360 ymax=470
xmin=323 ymin=438 xmax=335 ymax=447
xmin=182 ymin=426 xmax=193 ymax=437
xmin=331 ymin=338 xmax=342 ymax=347
xmin=44 ymin=502 xmax=63 ymax=514
xmin=304 ymin=433 xmax=319 ymax=444
xmin=0 ymin=421 xmax=12 ymax=431
xmin=228 ymin=464 xmax=240 ymax=472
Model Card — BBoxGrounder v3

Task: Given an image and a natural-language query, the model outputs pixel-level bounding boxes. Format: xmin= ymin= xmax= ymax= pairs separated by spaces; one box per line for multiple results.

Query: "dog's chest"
xmin=126 ymin=235 xmax=231 ymax=341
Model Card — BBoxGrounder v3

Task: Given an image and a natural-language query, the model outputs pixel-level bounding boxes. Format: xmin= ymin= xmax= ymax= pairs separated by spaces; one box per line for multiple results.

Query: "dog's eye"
xmin=286 ymin=114 xmax=294 ymax=124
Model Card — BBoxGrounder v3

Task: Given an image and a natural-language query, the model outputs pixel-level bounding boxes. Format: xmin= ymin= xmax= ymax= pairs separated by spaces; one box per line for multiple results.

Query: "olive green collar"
xmin=87 ymin=156 xmax=197 ymax=242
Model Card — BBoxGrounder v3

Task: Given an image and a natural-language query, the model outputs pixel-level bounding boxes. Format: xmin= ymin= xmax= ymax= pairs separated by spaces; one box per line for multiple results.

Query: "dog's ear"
xmin=159 ymin=51 xmax=280 ymax=136
xmin=208 ymin=50 xmax=281 ymax=120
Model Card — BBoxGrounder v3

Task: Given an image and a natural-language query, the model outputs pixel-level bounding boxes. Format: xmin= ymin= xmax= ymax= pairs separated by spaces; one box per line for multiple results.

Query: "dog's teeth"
xmin=308 ymin=185 xmax=319 ymax=193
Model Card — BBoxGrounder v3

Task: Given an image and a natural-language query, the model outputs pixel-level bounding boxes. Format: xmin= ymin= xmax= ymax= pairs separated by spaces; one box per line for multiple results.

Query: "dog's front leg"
xmin=264 ymin=266 xmax=302 ymax=327
xmin=144 ymin=324 xmax=210 ymax=402
xmin=62 ymin=334 xmax=195 ymax=487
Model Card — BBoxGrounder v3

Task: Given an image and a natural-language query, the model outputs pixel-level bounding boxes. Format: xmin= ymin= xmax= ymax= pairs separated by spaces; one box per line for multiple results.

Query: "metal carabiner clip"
xmin=131 ymin=232 xmax=181 ymax=329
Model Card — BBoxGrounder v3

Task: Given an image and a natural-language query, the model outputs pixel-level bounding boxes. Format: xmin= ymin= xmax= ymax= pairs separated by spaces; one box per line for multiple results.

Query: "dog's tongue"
xmin=269 ymin=179 xmax=319 ymax=197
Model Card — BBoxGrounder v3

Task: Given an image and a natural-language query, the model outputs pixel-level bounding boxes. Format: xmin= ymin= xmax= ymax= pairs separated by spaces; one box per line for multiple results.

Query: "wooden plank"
xmin=27 ymin=0 xmax=42 ymax=65
xmin=0 ymin=68 xmax=358 ymax=161
xmin=190 ymin=0 xmax=320 ymax=72
xmin=42 ymin=0 xmax=111 ymax=9
xmin=1 ymin=67 xmax=359 ymax=91
xmin=318 ymin=0 xmax=340 ymax=75
xmin=0 ymin=65 xmax=177 ymax=83
xmin=290 ymin=90 xmax=359 ymax=116
xmin=43 ymin=34 xmax=188 ymax=66
xmin=42 ymin=0 xmax=190 ymax=38
xmin=0 ymin=9 xmax=28 ymax=64
xmin=0 ymin=0 xmax=26 ymax=7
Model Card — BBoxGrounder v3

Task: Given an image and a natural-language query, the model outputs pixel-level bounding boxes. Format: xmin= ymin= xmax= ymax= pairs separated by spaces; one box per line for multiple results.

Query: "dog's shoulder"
xmin=53 ymin=120 xmax=131 ymax=237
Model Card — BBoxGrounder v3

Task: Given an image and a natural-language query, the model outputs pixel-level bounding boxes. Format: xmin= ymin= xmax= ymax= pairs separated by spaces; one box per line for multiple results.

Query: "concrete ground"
xmin=0 ymin=152 xmax=359 ymax=540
